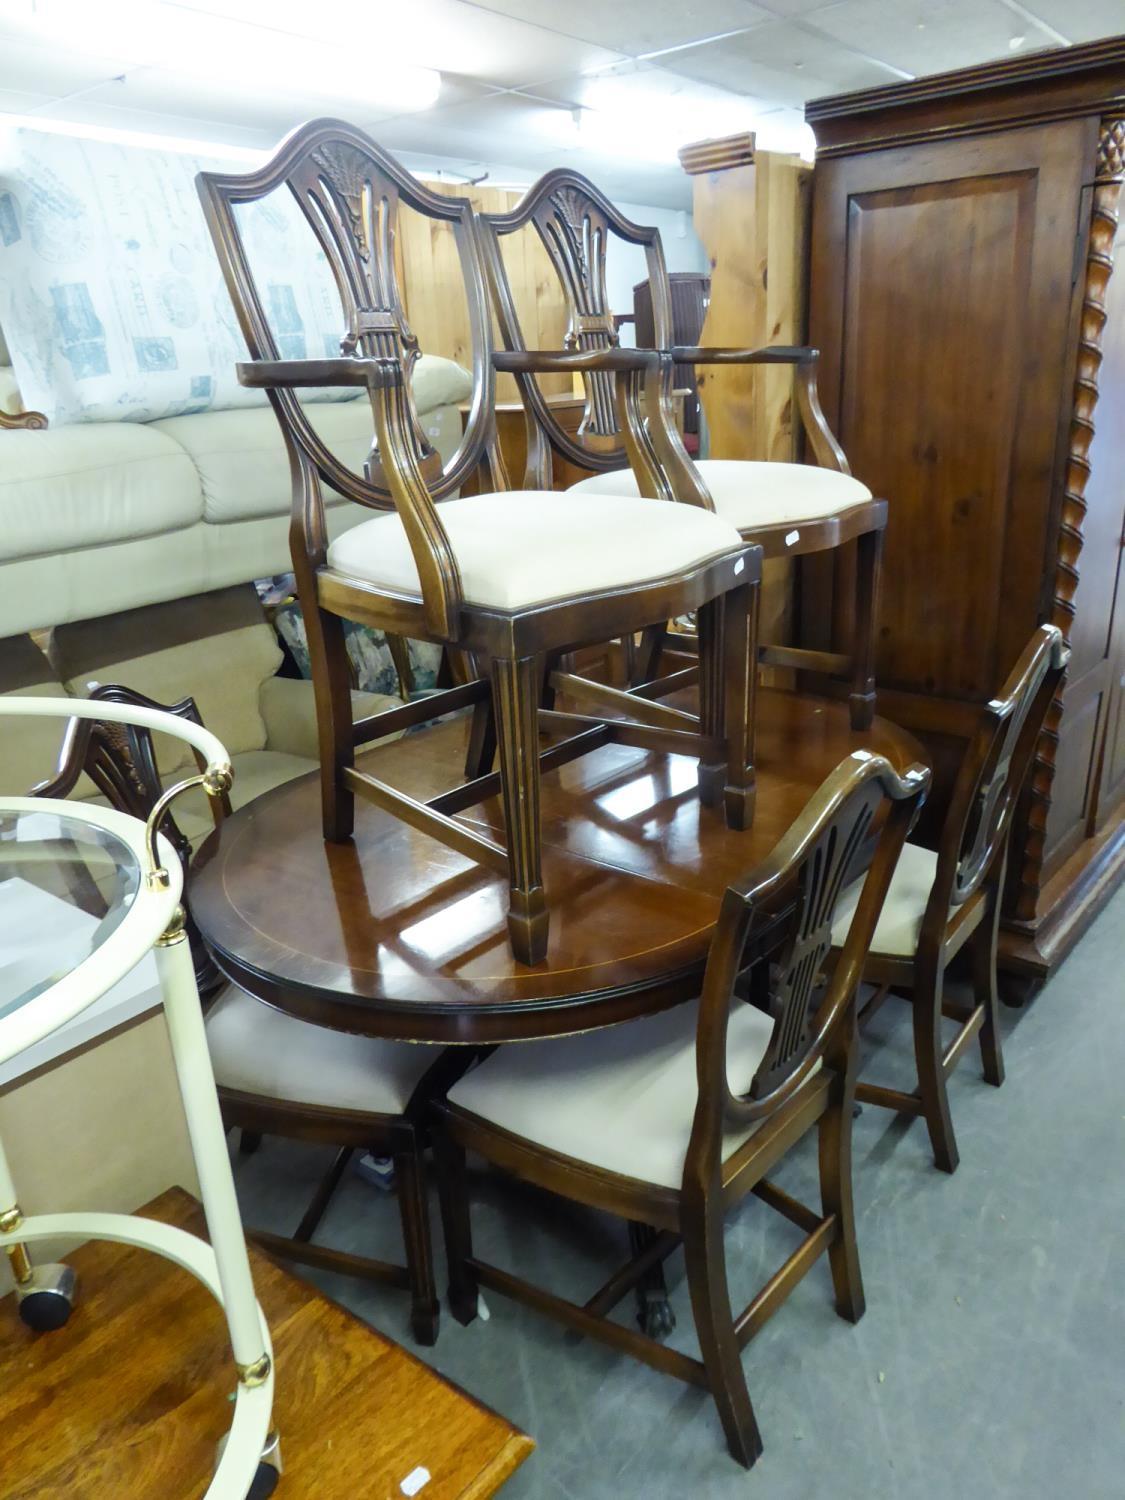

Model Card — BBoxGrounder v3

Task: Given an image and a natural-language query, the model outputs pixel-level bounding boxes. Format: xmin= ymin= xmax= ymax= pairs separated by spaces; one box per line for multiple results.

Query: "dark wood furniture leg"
xmin=849 ymin=528 xmax=881 ymax=732
xmin=973 ymin=886 xmax=1006 ymax=1088
xmin=491 ymin=653 xmax=548 ymax=965
xmin=913 ymin=953 xmax=959 ymax=1174
xmin=464 ymin=693 xmax=498 ymax=779
xmin=696 ymin=598 xmax=726 ymax=808
xmin=628 ymin=1220 xmax=676 ymax=1338
xmin=817 ymin=1032 xmax=865 ymax=1322
xmin=723 ymin=579 xmax=758 ymax=831
xmin=434 ymin=1129 xmax=480 ymax=1325
xmin=306 ymin=601 xmax=356 ymax=843
xmin=682 ymin=1198 xmax=764 ymax=1468
xmin=393 ymin=1124 xmax=441 ymax=1345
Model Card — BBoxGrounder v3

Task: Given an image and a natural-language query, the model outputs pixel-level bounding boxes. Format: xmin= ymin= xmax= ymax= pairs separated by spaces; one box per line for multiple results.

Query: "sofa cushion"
xmin=49 ymin=584 xmax=282 ymax=774
xmin=0 ymin=364 xmax=21 ymax=416
xmin=411 ymin=355 xmax=473 ymax=414
xmin=0 ymin=128 xmax=361 ymax=426
xmin=0 ymin=423 xmax=201 ymax=563
xmin=0 ymin=634 xmax=72 ymax=795
xmin=152 ymin=401 xmax=373 ymax=525
xmin=167 ymin=748 xmax=315 ymax=846
xmin=151 ymin=355 xmax=473 ymax=525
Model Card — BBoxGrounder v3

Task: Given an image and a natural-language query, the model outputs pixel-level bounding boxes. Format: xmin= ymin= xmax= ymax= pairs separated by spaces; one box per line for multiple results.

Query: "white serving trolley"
xmin=0 ymin=696 xmax=279 ymax=1499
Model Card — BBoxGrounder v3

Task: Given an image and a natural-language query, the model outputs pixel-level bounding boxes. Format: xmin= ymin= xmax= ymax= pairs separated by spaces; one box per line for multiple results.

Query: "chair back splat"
xmin=686 ymin=751 xmax=929 ymax=1190
xmin=938 ymin=624 xmax=1069 ymax=913
xmin=198 ymin=119 xmax=506 ymax=641
xmin=478 ymin=171 xmax=710 ymax=507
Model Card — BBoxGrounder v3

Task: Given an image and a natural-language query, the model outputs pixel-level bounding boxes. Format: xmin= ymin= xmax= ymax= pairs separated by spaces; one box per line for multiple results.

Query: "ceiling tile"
xmin=988 ymin=0 xmax=1125 ymax=44
xmin=524 ymin=61 xmax=773 ymax=115
xmin=0 ymin=36 xmax=136 ymax=98
xmin=803 ymin=0 xmax=1058 ymax=76
xmin=467 ymin=1 xmax=771 ymax=57
xmin=666 ymin=19 xmax=900 ymax=101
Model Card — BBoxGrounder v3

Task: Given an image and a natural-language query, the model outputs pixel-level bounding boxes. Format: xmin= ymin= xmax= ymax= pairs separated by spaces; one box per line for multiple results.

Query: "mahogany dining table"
xmin=189 ymin=688 xmax=927 ymax=1045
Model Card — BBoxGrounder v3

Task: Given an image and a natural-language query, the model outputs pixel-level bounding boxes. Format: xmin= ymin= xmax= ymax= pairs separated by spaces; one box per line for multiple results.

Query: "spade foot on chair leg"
xmin=507 ymin=888 xmax=548 ymax=967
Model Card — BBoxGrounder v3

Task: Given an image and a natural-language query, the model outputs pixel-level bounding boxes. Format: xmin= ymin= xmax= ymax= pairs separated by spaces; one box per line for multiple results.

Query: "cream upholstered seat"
xmin=830 ymin=842 xmax=939 ymax=958
xmin=204 ymin=981 xmax=445 ymax=1345
xmin=326 ymin=490 xmax=744 ymax=612
xmin=568 ymin=460 xmax=873 ymax=534
xmin=446 ymin=997 xmax=777 ymax=1191
xmin=205 ymin=985 xmax=435 ymax=1115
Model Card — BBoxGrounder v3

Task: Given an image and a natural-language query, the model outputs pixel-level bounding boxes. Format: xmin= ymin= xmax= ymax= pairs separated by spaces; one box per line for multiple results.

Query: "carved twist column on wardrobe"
xmin=1012 ymin=117 xmax=1124 ymax=927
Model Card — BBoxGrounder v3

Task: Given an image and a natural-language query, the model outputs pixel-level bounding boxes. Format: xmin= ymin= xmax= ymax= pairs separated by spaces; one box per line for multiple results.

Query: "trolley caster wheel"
xmin=637 ymin=1292 xmax=676 ymax=1340
xmin=216 ymin=1429 xmax=281 ymax=1497
xmin=247 ymin=1460 xmax=281 ymax=1499
xmin=16 ymin=1262 xmax=77 ymax=1332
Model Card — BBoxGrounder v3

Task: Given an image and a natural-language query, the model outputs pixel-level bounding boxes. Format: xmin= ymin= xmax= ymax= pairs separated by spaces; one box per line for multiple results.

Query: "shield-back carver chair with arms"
xmin=433 ymin=749 xmax=929 ymax=1469
xmin=197 ymin=120 xmax=761 ymax=968
xmin=477 ymin=170 xmax=886 ymax=724
xmin=830 ymin=624 xmax=1069 ymax=1173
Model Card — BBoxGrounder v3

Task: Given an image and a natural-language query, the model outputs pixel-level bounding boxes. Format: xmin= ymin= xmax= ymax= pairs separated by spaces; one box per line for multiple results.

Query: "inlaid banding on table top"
xmin=190 ymin=691 xmax=925 ymax=1042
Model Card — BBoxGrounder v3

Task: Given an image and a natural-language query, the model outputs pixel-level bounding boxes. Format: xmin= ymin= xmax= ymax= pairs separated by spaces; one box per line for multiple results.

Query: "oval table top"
xmin=190 ymin=689 xmax=927 ymax=1044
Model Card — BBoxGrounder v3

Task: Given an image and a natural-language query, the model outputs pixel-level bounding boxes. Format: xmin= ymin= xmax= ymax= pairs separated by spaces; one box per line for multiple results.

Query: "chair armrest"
xmin=492 ymin=349 xmax=663 ymax=374
xmin=258 ymin=675 xmax=403 ymax=759
xmin=236 ymin=357 xmax=399 ymax=390
xmin=670 ymin=344 xmax=818 ymax=366
xmin=673 ymin=345 xmax=850 ymax=474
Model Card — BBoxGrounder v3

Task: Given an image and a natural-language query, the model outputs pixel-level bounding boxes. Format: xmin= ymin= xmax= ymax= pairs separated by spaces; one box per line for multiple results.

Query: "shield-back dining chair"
xmin=197 ymin=120 xmax=761 ymax=968
xmin=28 ymin=682 xmax=458 ymax=1347
xmin=434 ymin=749 xmax=929 ymax=1468
xmin=477 ymin=169 xmax=886 ymax=725
xmin=830 ymin=624 xmax=1068 ymax=1172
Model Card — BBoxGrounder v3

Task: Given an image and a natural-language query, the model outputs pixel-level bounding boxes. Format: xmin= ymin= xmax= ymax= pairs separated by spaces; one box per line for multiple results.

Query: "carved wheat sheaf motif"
xmin=310 ymin=142 xmax=372 ymax=263
xmin=1011 ymin=118 xmax=1123 ymax=925
xmin=752 ymin=798 xmax=875 ymax=1096
xmin=548 ymin=185 xmax=596 ymax=299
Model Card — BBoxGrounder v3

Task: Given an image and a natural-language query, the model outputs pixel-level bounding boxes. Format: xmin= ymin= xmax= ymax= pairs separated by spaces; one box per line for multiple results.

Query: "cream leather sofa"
xmin=1 ymin=583 xmax=398 ymax=837
xmin=0 ymin=339 xmax=471 ymax=637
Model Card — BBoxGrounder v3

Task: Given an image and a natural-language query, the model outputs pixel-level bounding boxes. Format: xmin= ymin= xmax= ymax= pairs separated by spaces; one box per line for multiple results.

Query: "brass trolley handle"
xmin=144 ymin=763 xmax=235 ymax=890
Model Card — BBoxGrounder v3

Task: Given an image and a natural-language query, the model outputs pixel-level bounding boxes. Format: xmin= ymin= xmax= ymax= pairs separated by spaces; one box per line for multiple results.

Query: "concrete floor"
xmin=232 ymin=885 xmax=1125 ymax=1499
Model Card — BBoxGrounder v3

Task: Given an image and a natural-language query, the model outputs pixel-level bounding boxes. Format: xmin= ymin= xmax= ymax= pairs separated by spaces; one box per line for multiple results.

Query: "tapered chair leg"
xmin=973 ymin=890 xmax=1006 ymax=1088
xmin=632 ymin=623 xmax=666 ymax=686
xmin=721 ymin=580 xmax=758 ymax=831
xmin=849 ymin=528 xmax=882 ymax=732
xmin=913 ymin=956 xmax=959 ymax=1173
xmin=682 ymin=1201 xmax=764 ymax=1469
xmin=464 ymin=694 xmax=497 ymax=780
xmin=696 ymin=599 xmax=726 ymax=810
xmin=433 ymin=1126 xmax=479 ymax=1326
xmin=492 ymin=654 xmax=548 ymax=966
xmin=394 ymin=1135 xmax=440 ymax=1346
xmin=304 ymin=601 xmax=356 ymax=843
xmin=817 ymin=1058 xmax=865 ymax=1323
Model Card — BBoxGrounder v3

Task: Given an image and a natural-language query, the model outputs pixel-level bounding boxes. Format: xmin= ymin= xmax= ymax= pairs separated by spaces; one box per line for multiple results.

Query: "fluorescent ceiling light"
xmin=536 ymin=93 xmax=815 ymax=166
xmin=0 ymin=111 xmax=268 ymax=160
xmin=0 ymin=0 xmax=441 ymax=113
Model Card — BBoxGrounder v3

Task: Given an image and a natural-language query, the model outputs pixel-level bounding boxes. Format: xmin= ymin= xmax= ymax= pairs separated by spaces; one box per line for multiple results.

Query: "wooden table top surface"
xmin=189 ymin=688 xmax=926 ymax=1044
xmin=0 ymin=1189 xmax=533 ymax=1499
